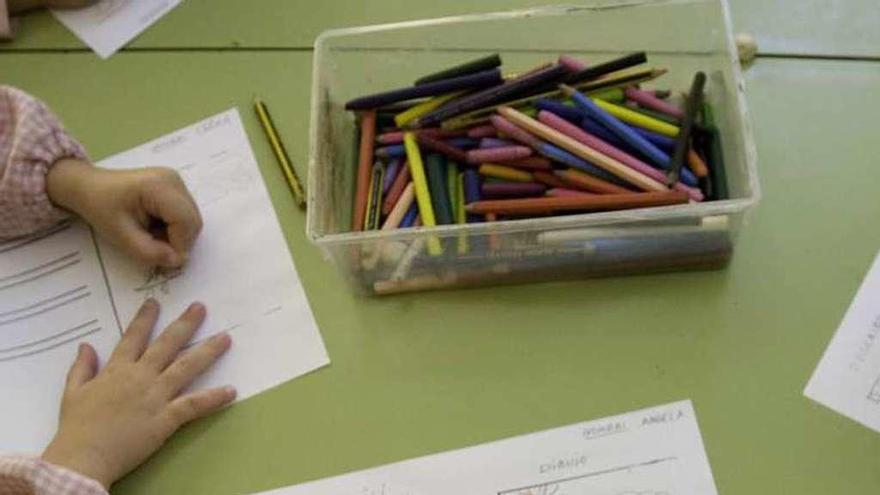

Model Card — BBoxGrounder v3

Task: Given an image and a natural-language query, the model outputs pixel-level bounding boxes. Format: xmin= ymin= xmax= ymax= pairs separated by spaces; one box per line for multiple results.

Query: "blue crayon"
xmin=375 ymin=144 xmax=406 ymax=159
xmin=580 ymin=117 xmax=697 ymax=187
xmin=582 ymin=116 xmax=673 ymax=151
xmin=463 ymin=169 xmax=482 ymax=204
xmin=447 ymin=137 xmax=480 ymax=149
xmin=534 ymin=99 xmax=584 ymax=124
xmin=565 ymin=86 xmax=672 ymax=170
xmin=462 ymin=169 xmax=483 ymax=223
xmin=382 ymin=159 xmax=401 ymax=194
xmin=536 ymin=142 xmax=628 ymax=187
xmin=400 ymin=202 xmax=419 ymax=228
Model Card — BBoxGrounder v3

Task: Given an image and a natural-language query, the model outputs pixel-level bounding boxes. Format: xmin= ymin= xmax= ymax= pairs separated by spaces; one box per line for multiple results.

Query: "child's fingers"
xmin=139 ymin=303 xmax=206 ymax=372
xmin=158 ymin=332 xmax=231 ymax=398
xmin=109 ymin=298 xmax=159 ymax=363
xmin=144 ymin=173 xmax=202 ymax=264
xmin=117 ymin=216 xmax=179 ymax=268
xmin=65 ymin=343 xmax=98 ymax=390
xmin=164 ymin=385 xmax=236 ymax=429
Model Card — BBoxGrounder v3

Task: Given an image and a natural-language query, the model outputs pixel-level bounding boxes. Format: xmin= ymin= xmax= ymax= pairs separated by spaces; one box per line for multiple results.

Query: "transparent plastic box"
xmin=307 ymin=0 xmax=759 ymax=295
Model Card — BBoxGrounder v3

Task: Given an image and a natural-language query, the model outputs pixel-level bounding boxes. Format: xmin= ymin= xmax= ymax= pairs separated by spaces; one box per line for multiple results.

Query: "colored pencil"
xmin=403 ymin=132 xmax=442 ymax=255
xmin=593 ymin=98 xmax=679 ymax=137
xmin=377 ymin=128 xmax=465 ymax=145
xmin=624 ymin=86 xmax=684 ymax=119
xmin=623 ymin=102 xmax=681 ymax=124
xmin=561 ymin=84 xmax=671 ymax=169
xmin=581 ymin=116 xmax=675 ymax=152
xmin=425 ymin=153 xmax=454 ymax=225
xmin=479 ymin=137 xmax=517 ymax=149
xmin=536 ymin=109 xmax=703 ymax=201
xmin=382 ymin=182 xmax=415 ymax=230
xmin=353 ymin=110 xmax=376 ymax=231
xmin=364 ymin=162 xmax=385 ymax=230
xmin=382 ymin=162 xmax=411 ymax=215
xmin=687 ymin=149 xmax=709 ymax=178
xmin=254 ymin=99 xmax=307 ymax=209
xmin=466 ymin=190 xmax=689 ymax=215
xmin=556 ymin=169 xmax=631 ymax=194
xmin=394 ymin=91 xmax=466 ymax=127
xmin=533 ymin=171 xmax=570 ymax=189
xmin=701 ymin=103 xmax=728 ymax=200
xmin=463 ymin=169 xmax=481 ymax=204
xmin=479 ymin=163 xmax=534 ymax=182
xmin=415 ymin=54 xmax=502 ymax=85
xmin=414 ymin=64 xmax=569 ymax=128
xmin=502 ymin=157 xmax=553 ymax=171
xmin=416 ymin=132 xmax=469 ymax=163
xmin=454 ymin=172 xmax=469 ymax=253
xmin=546 ymin=187 xmax=594 ymax=198
xmin=375 ymin=144 xmax=406 ymax=159
xmin=466 ymin=124 xmax=498 ymax=138
xmin=490 ymin=113 xmax=623 ymax=184
xmin=466 ymin=146 xmax=532 ymax=164
xmin=447 ymin=161 xmax=459 ymax=221
xmin=382 ymin=159 xmax=402 ymax=193
xmin=481 ymin=182 xmax=546 ymax=199
xmin=440 ymin=68 xmax=667 ymax=130
xmin=345 ymin=68 xmax=502 ymax=110
xmin=562 ymin=52 xmax=647 ymax=85
xmin=668 ymin=72 xmax=706 ymax=185
xmin=497 ymin=106 xmax=665 ymax=192
xmin=400 ymin=202 xmax=419 ymax=228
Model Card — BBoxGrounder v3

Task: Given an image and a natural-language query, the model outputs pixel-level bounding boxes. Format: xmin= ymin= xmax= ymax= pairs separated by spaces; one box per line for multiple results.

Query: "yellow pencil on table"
xmin=253 ymin=98 xmax=307 ymax=208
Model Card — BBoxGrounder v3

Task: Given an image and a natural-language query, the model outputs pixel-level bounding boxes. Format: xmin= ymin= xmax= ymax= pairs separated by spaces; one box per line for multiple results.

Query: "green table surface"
xmin=2 ymin=4 xmax=880 ymax=494
xmin=2 ymin=0 xmax=879 ymax=57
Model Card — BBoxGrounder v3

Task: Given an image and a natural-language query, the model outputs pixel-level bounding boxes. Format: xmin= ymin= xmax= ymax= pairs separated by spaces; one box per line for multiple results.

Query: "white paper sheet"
xmin=0 ymin=221 xmax=119 ymax=452
xmin=805 ymin=249 xmax=880 ymax=432
xmin=256 ymin=400 xmax=718 ymax=495
xmin=52 ymin=0 xmax=181 ymax=58
xmin=0 ymin=108 xmax=329 ymax=453
xmin=96 ymin=108 xmax=329 ymax=399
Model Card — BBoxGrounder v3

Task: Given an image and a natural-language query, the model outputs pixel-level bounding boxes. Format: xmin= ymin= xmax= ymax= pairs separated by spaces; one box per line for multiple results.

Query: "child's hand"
xmin=47 ymin=158 xmax=202 ymax=268
xmin=41 ymin=299 xmax=235 ymax=489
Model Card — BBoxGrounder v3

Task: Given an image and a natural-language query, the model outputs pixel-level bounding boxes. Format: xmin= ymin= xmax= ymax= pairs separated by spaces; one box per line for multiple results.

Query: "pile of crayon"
xmin=346 ymin=52 xmax=728 ymax=237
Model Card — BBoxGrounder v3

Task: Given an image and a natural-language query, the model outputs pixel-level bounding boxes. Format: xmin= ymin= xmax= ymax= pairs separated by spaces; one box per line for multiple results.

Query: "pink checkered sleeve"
xmin=0 ymin=85 xmax=88 ymax=240
xmin=0 ymin=456 xmax=107 ymax=495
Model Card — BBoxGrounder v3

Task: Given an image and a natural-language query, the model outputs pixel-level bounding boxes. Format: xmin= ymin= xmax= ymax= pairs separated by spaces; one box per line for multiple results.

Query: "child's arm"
xmin=1 ymin=86 xmax=202 ymax=268
xmin=0 ymin=85 xmax=87 ymax=238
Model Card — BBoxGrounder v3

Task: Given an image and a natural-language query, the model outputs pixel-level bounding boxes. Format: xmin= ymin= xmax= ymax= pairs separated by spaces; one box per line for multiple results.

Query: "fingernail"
xmin=77 ymin=343 xmax=85 ymax=357
xmin=212 ymin=332 xmax=231 ymax=347
xmin=223 ymin=386 xmax=237 ymax=400
xmin=188 ymin=302 xmax=205 ymax=314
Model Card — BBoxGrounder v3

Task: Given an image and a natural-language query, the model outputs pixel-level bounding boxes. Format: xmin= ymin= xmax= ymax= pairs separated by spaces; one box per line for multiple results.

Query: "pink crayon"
xmin=558 ymin=54 xmax=588 ymax=71
xmin=490 ymin=115 xmax=542 ymax=148
xmin=466 ymin=124 xmax=498 ymax=139
xmin=466 ymin=145 xmax=532 ymax=164
xmin=536 ymin=110 xmax=704 ymax=202
xmin=479 ymin=137 xmax=517 ymax=149
xmin=377 ymin=128 xmax=464 ymax=145
xmin=624 ymin=87 xmax=684 ymax=119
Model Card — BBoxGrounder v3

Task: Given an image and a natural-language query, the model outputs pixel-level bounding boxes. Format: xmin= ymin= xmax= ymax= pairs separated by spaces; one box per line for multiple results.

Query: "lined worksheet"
xmin=96 ymin=108 xmax=330 ymax=398
xmin=0 ymin=221 xmax=119 ymax=451
xmin=52 ymin=0 xmax=182 ymax=58
xmin=806 ymin=249 xmax=880 ymax=432
xmin=0 ymin=108 xmax=329 ymax=453
xmin=257 ymin=400 xmax=718 ymax=495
